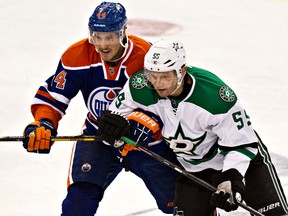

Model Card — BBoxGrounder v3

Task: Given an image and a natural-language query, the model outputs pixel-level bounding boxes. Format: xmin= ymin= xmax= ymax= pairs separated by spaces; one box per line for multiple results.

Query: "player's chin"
xmin=156 ymin=89 xmax=169 ymax=97
xmin=100 ymin=54 xmax=113 ymax=61
xmin=99 ymin=50 xmax=113 ymax=60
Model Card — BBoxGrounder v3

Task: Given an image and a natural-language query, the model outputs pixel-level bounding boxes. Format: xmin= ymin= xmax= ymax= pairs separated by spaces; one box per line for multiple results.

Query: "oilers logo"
xmin=87 ymin=87 xmax=122 ymax=118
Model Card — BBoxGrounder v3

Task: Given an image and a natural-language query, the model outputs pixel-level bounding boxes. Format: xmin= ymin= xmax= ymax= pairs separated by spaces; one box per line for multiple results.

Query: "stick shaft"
xmin=120 ymin=137 xmax=264 ymax=216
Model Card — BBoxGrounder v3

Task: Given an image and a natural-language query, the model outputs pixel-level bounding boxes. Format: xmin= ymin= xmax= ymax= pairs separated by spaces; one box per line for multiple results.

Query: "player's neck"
xmin=169 ymin=74 xmax=192 ymax=100
xmin=106 ymin=37 xmax=128 ymax=66
xmin=106 ymin=46 xmax=125 ymax=66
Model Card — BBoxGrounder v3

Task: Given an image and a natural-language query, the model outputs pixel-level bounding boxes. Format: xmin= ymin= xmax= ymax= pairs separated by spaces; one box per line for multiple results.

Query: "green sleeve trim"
xmin=220 ymin=148 xmax=256 ymax=159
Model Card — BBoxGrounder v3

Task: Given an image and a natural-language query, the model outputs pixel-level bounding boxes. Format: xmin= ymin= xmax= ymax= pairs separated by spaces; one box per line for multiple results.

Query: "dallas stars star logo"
xmin=173 ymin=42 xmax=182 ymax=51
xmin=131 ymin=73 xmax=148 ymax=89
xmin=164 ymin=124 xmax=206 ymax=154
xmin=219 ymin=86 xmax=235 ymax=102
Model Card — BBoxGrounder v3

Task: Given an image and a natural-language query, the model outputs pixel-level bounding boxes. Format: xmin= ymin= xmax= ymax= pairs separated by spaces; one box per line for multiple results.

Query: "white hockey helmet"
xmin=144 ymin=39 xmax=186 ymax=81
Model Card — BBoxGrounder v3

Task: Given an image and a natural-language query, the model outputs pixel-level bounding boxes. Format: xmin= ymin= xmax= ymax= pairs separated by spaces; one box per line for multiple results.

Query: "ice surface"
xmin=0 ymin=0 xmax=287 ymax=215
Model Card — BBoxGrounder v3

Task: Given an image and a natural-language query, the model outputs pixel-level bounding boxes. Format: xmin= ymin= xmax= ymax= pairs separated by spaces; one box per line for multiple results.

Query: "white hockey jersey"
xmin=109 ymin=66 xmax=259 ymax=176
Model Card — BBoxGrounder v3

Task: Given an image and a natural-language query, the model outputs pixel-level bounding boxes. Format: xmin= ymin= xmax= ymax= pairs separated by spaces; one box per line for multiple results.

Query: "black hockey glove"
xmin=210 ymin=169 xmax=245 ymax=212
xmin=23 ymin=119 xmax=57 ymax=154
xmin=97 ymin=110 xmax=130 ymax=146
xmin=127 ymin=109 xmax=162 ymax=147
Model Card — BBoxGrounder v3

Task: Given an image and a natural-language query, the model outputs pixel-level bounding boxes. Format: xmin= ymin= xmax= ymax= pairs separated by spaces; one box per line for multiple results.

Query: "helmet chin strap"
xmin=169 ymin=71 xmax=185 ymax=97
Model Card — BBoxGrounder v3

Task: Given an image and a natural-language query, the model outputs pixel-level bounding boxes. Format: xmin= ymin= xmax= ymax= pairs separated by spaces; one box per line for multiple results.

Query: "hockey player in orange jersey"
xmin=22 ymin=2 xmax=179 ymax=215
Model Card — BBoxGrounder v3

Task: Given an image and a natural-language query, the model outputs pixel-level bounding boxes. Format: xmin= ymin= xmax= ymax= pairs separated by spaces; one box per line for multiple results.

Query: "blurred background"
xmin=0 ymin=0 xmax=287 ymax=215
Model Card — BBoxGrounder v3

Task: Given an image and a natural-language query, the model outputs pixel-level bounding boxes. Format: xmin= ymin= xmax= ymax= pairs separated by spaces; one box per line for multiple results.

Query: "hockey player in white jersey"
xmin=97 ymin=39 xmax=288 ymax=215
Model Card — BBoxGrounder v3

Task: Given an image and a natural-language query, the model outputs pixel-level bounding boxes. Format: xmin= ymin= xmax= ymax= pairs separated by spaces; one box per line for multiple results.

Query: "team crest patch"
xmin=219 ymin=86 xmax=235 ymax=102
xmin=131 ymin=73 xmax=148 ymax=89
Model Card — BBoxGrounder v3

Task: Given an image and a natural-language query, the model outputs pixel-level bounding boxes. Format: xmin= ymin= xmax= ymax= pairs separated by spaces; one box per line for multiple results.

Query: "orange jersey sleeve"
xmin=31 ymin=104 xmax=62 ymax=129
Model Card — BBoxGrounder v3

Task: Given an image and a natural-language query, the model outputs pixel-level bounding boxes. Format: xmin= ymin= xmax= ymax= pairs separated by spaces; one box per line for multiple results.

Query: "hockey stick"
xmin=0 ymin=135 xmax=103 ymax=142
xmin=120 ymin=136 xmax=264 ymax=216
xmin=0 ymin=134 xmax=263 ymax=215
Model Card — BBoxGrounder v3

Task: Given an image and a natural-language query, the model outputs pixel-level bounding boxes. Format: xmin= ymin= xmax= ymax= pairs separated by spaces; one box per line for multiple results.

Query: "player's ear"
xmin=122 ymin=28 xmax=127 ymax=38
xmin=181 ymin=65 xmax=186 ymax=78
